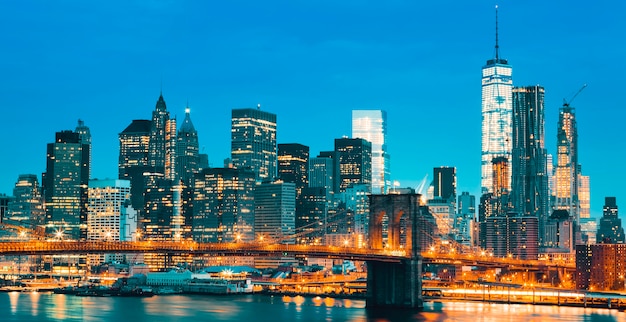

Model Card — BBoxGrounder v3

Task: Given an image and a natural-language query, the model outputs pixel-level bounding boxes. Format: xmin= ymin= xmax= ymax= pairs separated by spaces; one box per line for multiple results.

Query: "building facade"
xmin=277 ymin=143 xmax=309 ymax=197
xmin=148 ymin=94 xmax=177 ymax=180
xmin=7 ymin=174 xmax=45 ymax=228
xmin=231 ymin=107 xmax=277 ymax=182
xmin=254 ymin=181 xmax=296 ymax=244
xmin=118 ymin=119 xmax=152 ymax=212
xmin=596 ymin=197 xmax=625 ymax=244
xmin=352 ymin=110 xmax=390 ymax=194
xmin=335 ymin=138 xmax=372 ymax=193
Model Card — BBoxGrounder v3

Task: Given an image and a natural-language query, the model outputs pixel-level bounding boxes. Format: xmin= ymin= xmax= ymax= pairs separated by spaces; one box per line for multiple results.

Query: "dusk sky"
xmin=1 ymin=1 xmax=624 ymax=218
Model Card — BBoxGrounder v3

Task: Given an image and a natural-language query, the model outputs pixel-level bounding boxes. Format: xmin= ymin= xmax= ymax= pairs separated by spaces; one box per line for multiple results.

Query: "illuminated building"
xmin=296 ymin=187 xmax=327 ymax=244
xmin=456 ymin=192 xmax=475 ymax=246
xmin=511 ymin=85 xmax=549 ymax=245
xmin=254 ymin=181 xmax=296 ymax=244
xmin=231 ymin=107 xmax=277 ymax=182
xmin=554 ymin=105 xmax=579 ymax=222
xmin=118 ymin=119 xmax=152 ymax=212
xmin=141 ymin=173 xmax=175 ymax=240
xmin=7 ymin=174 xmax=45 ymax=228
xmin=176 ymin=107 xmax=201 ymax=239
xmin=148 ymin=93 xmax=177 ymax=180
xmin=352 ymin=110 xmax=390 ymax=194
xmin=576 ymin=244 xmax=626 ymax=291
xmin=596 ymin=197 xmax=625 ymax=244
xmin=278 ymin=143 xmax=309 ymax=197
xmin=578 ymin=174 xmax=590 ymax=219
xmin=481 ymin=6 xmax=513 ymax=194
xmin=335 ymin=138 xmax=372 ymax=193
xmin=433 ymin=167 xmax=456 ymax=203
xmin=343 ymin=184 xmax=368 ymax=236
xmin=193 ymin=168 xmax=255 ymax=243
xmin=315 ymin=151 xmax=341 ymax=194
xmin=42 ymin=124 xmax=90 ymax=240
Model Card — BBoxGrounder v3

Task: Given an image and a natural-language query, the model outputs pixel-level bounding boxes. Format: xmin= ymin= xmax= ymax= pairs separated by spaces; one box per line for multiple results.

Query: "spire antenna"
xmin=495 ymin=4 xmax=500 ymax=60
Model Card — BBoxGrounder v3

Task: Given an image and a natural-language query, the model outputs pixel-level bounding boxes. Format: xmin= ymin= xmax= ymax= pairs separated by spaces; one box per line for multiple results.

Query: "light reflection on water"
xmin=0 ymin=292 xmax=625 ymax=322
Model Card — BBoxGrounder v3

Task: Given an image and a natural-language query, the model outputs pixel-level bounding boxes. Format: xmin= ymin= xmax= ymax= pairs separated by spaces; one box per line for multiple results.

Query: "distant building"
xmin=334 ymin=138 xmax=372 ymax=193
xmin=278 ymin=143 xmax=309 ymax=197
xmin=352 ymin=110 xmax=390 ymax=194
xmin=596 ymin=197 xmax=625 ymax=244
xmin=342 ymin=184 xmax=369 ymax=236
xmin=176 ymin=107 xmax=201 ymax=239
xmin=141 ymin=173 xmax=175 ymax=240
xmin=7 ymin=174 xmax=45 ymax=228
xmin=456 ymin=192 xmax=475 ymax=246
xmin=87 ymin=179 xmax=136 ymax=242
xmin=482 ymin=213 xmax=538 ymax=260
xmin=193 ymin=168 xmax=255 ymax=243
xmin=148 ymin=94 xmax=176 ymax=180
xmin=118 ymin=119 xmax=152 ymax=212
xmin=254 ymin=181 xmax=296 ymax=244
xmin=433 ymin=167 xmax=456 ymax=203
xmin=42 ymin=123 xmax=91 ymax=240
xmin=554 ymin=103 xmax=580 ymax=223
xmin=231 ymin=107 xmax=277 ymax=182
xmin=296 ymin=187 xmax=327 ymax=245
xmin=314 ymin=151 xmax=341 ymax=194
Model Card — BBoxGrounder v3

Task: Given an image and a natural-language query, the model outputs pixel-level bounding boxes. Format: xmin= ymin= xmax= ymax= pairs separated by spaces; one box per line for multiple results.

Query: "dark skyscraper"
xmin=597 ymin=197 xmax=625 ymax=244
xmin=118 ymin=119 xmax=152 ymax=212
xmin=7 ymin=174 xmax=45 ymax=228
xmin=176 ymin=107 xmax=201 ymax=238
xmin=555 ymin=102 xmax=580 ymax=222
xmin=334 ymin=138 xmax=372 ymax=193
xmin=278 ymin=143 xmax=309 ymax=197
xmin=148 ymin=94 xmax=176 ymax=180
xmin=511 ymin=85 xmax=549 ymax=245
xmin=433 ymin=167 xmax=456 ymax=203
xmin=42 ymin=126 xmax=91 ymax=240
xmin=231 ymin=107 xmax=277 ymax=182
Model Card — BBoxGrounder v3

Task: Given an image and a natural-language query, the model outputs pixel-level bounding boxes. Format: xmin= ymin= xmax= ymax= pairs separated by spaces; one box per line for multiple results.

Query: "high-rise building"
xmin=511 ymin=85 xmax=549 ymax=245
xmin=433 ymin=167 xmax=456 ymax=203
xmin=352 ymin=110 xmax=390 ymax=194
xmin=118 ymin=119 xmax=152 ymax=212
xmin=7 ymin=174 xmax=45 ymax=228
xmin=296 ymin=187 xmax=327 ymax=245
xmin=148 ymin=94 xmax=176 ymax=180
xmin=555 ymin=104 xmax=579 ymax=222
xmin=335 ymin=138 xmax=372 ymax=193
xmin=343 ymin=184 xmax=369 ymax=236
xmin=309 ymin=156 xmax=334 ymax=192
xmin=578 ymin=173 xmax=590 ymax=220
xmin=481 ymin=7 xmax=513 ymax=194
xmin=231 ymin=107 xmax=277 ymax=182
xmin=87 ymin=179 xmax=137 ymax=241
xmin=597 ymin=197 xmax=625 ymax=244
xmin=316 ymin=151 xmax=341 ymax=194
xmin=141 ymin=173 xmax=175 ymax=240
xmin=278 ymin=143 xmax=309 ymax=197
xmin=254 ymin=181 xmax=296 ymax=244
xmin=176 ymin=107 xmax=200 ymax=239
xmin=42 ymin=126 xmax=90 ymax=240
xmin=193 ymin=168 xmax=256 ymax=243
xmin=456 ymin=192 xmax=476 ymax=246
xmin=576 ymin=244 xmax=626 ymax=291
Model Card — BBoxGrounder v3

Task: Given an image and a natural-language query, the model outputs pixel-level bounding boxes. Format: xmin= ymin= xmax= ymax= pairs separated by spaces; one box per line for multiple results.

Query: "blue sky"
xmin=1 ymin=1 xmax=624 ymax=218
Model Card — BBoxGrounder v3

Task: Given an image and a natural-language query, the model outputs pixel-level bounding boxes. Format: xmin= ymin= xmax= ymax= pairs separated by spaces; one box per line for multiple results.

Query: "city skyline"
xmin=1 ymin=1 xmax=624 ymax=218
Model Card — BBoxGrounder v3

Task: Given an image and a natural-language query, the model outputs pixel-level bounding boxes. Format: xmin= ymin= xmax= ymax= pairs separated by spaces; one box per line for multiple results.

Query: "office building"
xmin=334 ymin=138 xmax=372 ymax=193
xmin=148 ymin=93 xmax=177 ymax=180
xmin=42 ymin=125 xmax=90 ymax=240
xmin=254 ymin=181 xmax=296 ymax=244
xmin=597 ymin=197 xmax=625 ymax=244
xmin=278 ymin=143 xmax=309 ymax=197
xmin=231 ymin=107 xmax=277 ymax=182
xmin=296 ymin=187 xmax=327 ymax=245
xmin=554 ymin=104 xmax=579 ymax=222
xmin=511 ymin=85 xmax=549 ymax=245
xmin=118 ymin=119 xmax=152 ymax=212
xmin=177 ymin=107 xmax=201 ymax=239
xmin=352 ymin=110 xmax=390 ymax=194
xmin=576 ymin=244 xmax=626 ymax=291
xmin=456 ymin=192 xmax=475 ymax=246
xmin=481 ymin=7 xmax=513 ymax=194
xmin=193 ymin=168 xmax=255 ymax=243
xmin=7 ymin=174 xmax=45 ymax=228
xmin=87 ymin=179 xmax=137 ymax=241
xmin=314 ymin=151 xmax=341 ymax=194
xmin=433 ymin=167 xmax=456 ymax=203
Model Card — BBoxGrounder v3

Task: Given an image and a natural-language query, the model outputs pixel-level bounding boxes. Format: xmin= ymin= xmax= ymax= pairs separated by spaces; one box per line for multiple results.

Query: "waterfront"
xmin=1 ymin=292 xmax=626 ymax=322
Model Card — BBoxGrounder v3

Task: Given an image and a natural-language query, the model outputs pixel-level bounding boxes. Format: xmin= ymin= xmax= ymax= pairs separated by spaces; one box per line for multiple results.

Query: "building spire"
xmin=495 ymin=5 xmax=500 ymax=60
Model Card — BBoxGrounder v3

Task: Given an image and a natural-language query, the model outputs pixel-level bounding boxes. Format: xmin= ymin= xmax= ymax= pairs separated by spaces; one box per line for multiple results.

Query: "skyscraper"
xmin=334 ymin=138 xmax=372 ymax=193
xmin=118 ymin=119 xmax=152 ymax=212
xmin=42 ymin=126 xmax=91 ymax=240
xmin=309 ymin=156 xmax=335 ymax=193
xmin=597 ymin=197 xmax=625 ymax=244
xmin=352 ymin=110 xmax=390 ymax=194
xmin=148 ymin=93 xmax=176 ymax=180
xmin=555 ymin=104 xmax=579 ymax=222
xmin=231 ymin=107 xmax=277 ymax=182
xmin=254 ymin=181 xmax=296 ymax=244
xmin=433 ymin=167 xmax=456 ymax=203
xmin=277 ymin=143 xmax=309 ymax=197
xmin=7 ymin=174 xmax=45 ymax=228
xmin=87 ymin=179 xmax=136 ymax=242
xmin=481 ymin=6 xmax=513 ymax=194
xmin=511 ymin=85 xmax=549 ymax=244
xmin=193 ymin=168 xmax=255 ymax=243
xmin=176 ymin=107 xmax=200 ymax=239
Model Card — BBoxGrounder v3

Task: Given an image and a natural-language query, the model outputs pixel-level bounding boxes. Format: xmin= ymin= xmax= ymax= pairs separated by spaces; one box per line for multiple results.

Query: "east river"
xmin=1 ymin=292 xmax=626 ymax=322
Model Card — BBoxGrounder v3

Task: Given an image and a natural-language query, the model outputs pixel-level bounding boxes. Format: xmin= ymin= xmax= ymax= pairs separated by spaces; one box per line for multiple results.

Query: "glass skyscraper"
xmin=555 ymin=105 xmax=579 ymax=222
xmin=481 ymin=7 xmax=513 ymax=194
xmin=231 ymin=107 xmax=277 ymax=182
xmin=352 ymin=110 xmax=390 ymax=194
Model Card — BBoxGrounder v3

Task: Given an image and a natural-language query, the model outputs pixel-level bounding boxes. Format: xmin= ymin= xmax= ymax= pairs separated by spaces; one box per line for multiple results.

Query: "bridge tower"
xmin=367 ymin=193 xmax=424 ymax=309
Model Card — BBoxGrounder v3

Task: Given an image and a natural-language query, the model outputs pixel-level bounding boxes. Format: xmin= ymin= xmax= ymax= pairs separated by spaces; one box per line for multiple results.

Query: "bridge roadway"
xmin=0 ymin=241 xmax=575 ymax=270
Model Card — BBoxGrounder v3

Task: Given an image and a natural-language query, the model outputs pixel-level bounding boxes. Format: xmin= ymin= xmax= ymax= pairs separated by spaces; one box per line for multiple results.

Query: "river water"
xmin=1 ymin=292 xmax=625 ymax=322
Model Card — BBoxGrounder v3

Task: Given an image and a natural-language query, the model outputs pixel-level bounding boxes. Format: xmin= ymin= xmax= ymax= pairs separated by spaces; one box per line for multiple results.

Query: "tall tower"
xmin=176 ymin=107 xmax=200 ymax=239
xmin=278 ymin=143 xmax=309 ymax=197
xmin=555 ymin=104 xmax=579 ymax=222
xmin=433 ymin=167 xmax=456 ymax=203
xmin=231 ymin=107 xmax=277 ymax=182
xmin=481 ymin=6 xmax=513 ymax=194
xmin=42 ymin=128 xmax=91 ymax=240
xmin=254 ymin=181 xmax=296 ymax=244
xmin=511 ymin=85 xmax=549 ymax=244
xmin=335 ymin=138 xmax=372 ymax=193
xmin=352 ymin=110 xmax=390 ymax=194
xmin=148 ymin=93 xmax=176 ymax=180
xmin=118 ymin=119 xmax=152 ymax=212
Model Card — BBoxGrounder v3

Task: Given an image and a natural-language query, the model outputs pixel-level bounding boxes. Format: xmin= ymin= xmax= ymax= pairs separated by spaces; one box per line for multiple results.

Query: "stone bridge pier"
xmin=367 ymin=193 xmax=423 ymax=309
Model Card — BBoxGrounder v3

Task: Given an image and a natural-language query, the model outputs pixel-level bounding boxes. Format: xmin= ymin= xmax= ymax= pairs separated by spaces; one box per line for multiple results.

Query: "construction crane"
xmin=563 ymin=84 xmax=587 ymax=108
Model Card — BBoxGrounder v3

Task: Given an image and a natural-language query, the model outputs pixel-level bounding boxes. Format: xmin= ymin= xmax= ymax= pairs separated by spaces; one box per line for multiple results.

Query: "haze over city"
xmin=1 ymin=1 xmax=624 ymax=218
